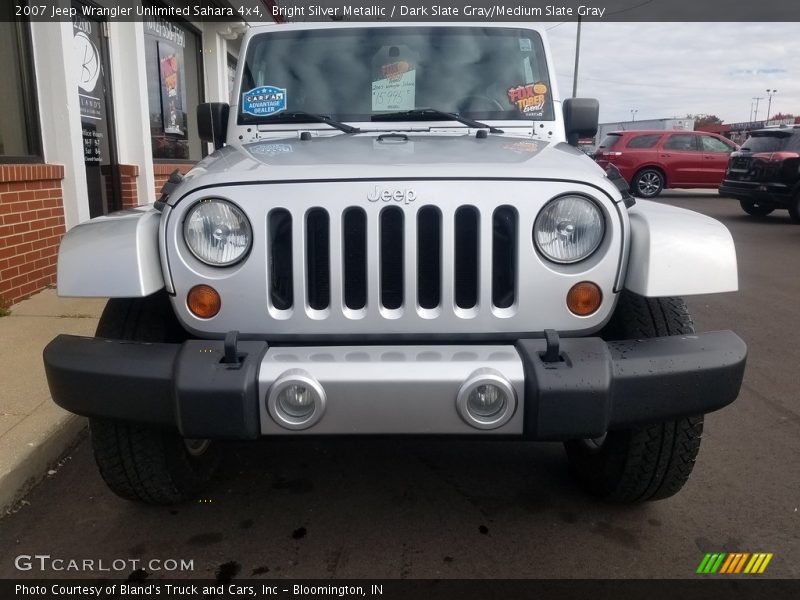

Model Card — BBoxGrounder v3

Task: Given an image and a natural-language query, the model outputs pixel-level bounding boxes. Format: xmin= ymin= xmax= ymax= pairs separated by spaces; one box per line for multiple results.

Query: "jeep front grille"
xmin=169 ymin=180 xmax=623 ymax=338
xmin=267 ymin=204 xmax=519 ymax=317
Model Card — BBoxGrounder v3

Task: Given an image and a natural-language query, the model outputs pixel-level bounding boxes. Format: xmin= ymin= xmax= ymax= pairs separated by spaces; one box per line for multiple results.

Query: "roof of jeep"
xmin=246 ymin=21 xmax=549 ymax=32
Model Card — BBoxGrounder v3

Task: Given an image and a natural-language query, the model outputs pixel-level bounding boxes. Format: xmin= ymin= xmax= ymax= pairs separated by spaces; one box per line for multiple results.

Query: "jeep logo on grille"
xmin=367 ymin=186 xmax=416 ymax=205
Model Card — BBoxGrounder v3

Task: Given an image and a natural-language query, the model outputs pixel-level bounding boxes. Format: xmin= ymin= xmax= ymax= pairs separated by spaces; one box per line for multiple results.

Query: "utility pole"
xmin=572 ymin=17 xmax=582 ymax=98
xmin=752 ymin=97 xmax=763 ymax=122
xmin=765 ymin=89 xmax=777 ymax=121
xmin=630 ymin=109 xmax=638 ymax=122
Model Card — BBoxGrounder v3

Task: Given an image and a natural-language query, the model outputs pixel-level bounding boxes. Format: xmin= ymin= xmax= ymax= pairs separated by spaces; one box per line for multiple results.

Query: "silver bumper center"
xmin=257 ymin=345 xmax=525 ymax=435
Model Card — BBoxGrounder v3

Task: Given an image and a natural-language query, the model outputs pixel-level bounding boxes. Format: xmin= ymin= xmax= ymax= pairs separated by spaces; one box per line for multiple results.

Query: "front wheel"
xmin=739 ymin=199 xmax=774 ymax=217
xmin=90 ymin=294 xmax=220 ymax=504
xmin=788 ymin=191 xmax=800 ymax=224
xmin=564 ymin=292 xmax=703 ymax=503
xmin=632 ymin=168 xmax=665 ymax=198
xmin=90 ymin=418 xmax=220 ymax=505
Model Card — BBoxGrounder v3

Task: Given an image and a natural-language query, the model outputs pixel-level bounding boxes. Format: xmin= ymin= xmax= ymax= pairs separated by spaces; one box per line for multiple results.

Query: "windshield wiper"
xmin=372 ymin=108 xmax=504 ymax=134
xmin=257 ymin=111 xmax=361 ymax=134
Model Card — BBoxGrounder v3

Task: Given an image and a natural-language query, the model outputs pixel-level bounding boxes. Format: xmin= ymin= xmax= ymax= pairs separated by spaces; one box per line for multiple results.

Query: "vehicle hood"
xmin=170 ymin=132 xmax=619 ymax=203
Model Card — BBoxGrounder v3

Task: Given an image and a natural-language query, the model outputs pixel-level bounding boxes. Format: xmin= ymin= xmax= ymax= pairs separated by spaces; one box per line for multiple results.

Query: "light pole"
xmin=765 ymin=89 xmax=777 ymax=121
xmin=752 ymin=97 xmax=763 ymax=122
xmin=630 ymin=109 xmax=638 ymax=122
xmin=572 ymin=16 xmax=582 ymax=98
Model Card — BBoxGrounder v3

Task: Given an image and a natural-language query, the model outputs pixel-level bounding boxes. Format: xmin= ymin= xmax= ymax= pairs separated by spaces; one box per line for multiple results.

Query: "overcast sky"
xmin=546 ymin=22 xmax=800 ymax=125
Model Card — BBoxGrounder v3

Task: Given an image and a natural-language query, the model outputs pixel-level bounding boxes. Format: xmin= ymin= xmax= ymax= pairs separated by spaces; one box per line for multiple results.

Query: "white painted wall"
xmin=30 ymin=21 xmax=90 ymax=230
xmin=202 ymin=25 xmax=230 ymax=103
xmin=198 ymin=22 xmax=247 ymax=154
xmin=107 ymin=21 xmax=156 ymax=208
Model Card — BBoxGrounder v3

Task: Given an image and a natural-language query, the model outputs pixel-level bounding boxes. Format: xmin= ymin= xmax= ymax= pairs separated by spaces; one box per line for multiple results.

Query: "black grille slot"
xmin=380 ymin=207 xmax=404 ymax=310
xmin=343 ymin=208 xmax=367 ymax=310
xmin=417 ymin=207 xmax=441 ymax=309
xmin=454 ymin=206 xmax=479 ymax=309
xmin=492 ymin=206 xmax=517 ymax=309
xmin=268 ymin=209 xmax=293 ymax=310
xmin=305 ymin=208 xmax=330 ymax=310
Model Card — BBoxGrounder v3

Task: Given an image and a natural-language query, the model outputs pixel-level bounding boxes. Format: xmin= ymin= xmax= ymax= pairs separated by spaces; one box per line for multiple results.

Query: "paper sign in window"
xmin=372 ymin=69 xmax=416 ymax=112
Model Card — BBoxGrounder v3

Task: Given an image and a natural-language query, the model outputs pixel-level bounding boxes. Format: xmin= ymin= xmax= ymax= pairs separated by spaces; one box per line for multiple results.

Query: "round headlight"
xmin=533 ymin=195 xmax=604 ymax=264
xmin=184 ymin=199 xmax=252 ymax=266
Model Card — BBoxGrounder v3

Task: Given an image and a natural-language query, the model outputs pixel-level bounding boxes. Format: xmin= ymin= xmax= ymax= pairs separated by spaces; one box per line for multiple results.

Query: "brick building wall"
xmin=0 ymin=165 xmax=65 ymax=307
xmin=0 ymin=161 xmax=196 ymax=309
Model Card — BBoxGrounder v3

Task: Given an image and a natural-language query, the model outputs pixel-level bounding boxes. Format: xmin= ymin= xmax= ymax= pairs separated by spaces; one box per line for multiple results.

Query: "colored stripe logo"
xmin=697 ymin=553 xmax=773 ymax=574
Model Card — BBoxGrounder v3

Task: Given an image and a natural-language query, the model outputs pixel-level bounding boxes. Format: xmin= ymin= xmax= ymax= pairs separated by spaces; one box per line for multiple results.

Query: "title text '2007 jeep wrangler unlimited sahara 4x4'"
xmin=43 ymin=22 xmax=746 ymax=505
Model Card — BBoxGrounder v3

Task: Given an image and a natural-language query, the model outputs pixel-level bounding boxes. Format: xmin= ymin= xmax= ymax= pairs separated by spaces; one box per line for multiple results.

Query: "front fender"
xmin=624 ymin=200 xmax=738 ymax=297
xmin=57 ymin=207 xmax=164 ymax=298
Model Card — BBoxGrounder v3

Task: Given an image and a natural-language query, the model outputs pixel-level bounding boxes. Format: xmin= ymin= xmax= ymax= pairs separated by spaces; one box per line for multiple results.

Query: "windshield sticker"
xmin=241 ymin=85 xmax=287 ymax=117
xmin=507 ymin=82 xmax=548 ymax=118
xmin=372 ymin=63 xmax=416 ymax=112
xmin=519 ymin=38 xmax=532 ymax=52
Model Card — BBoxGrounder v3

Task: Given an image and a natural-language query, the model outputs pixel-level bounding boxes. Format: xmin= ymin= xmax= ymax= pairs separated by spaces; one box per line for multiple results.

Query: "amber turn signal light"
xmin=187 ymin=285 xmax=221 ymax=319
xmin=566 ymin=282 xmax=602 ymax=316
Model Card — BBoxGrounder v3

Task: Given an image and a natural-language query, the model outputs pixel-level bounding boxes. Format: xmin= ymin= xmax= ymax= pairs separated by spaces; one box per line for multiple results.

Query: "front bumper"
xmin=43 ymin=332 xmax=746 ymax=441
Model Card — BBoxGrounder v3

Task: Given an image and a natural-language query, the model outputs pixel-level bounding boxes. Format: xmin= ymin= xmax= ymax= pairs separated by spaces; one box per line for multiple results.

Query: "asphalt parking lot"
xmin=0 ymin=192 xmax=798 ymax=580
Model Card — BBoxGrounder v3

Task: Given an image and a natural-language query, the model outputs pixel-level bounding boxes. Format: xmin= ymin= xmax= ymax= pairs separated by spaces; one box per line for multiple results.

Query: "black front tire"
xmin=739 ymin=199 xmax=774 ymax=217
xmin=90 ymin=419 xmax=220 ymax=505
xmin=564 ymin=292 xmax=704 ymax=503
xmin=788 ymin=191 xmax=800 ymax=224
xmin=90 ymin=293 xmax=220 ymax=505
xmin=632 ymin=168 xmax=665 ymax=198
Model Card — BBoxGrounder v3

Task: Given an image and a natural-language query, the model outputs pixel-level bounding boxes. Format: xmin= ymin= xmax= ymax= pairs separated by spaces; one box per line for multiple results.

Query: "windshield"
xmin=239 ymin=27 xmax=554 ymax=125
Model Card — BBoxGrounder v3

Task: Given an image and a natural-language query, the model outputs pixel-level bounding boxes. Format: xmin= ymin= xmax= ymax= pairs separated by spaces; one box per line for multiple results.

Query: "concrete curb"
xmin=0 ymin=288 xmax=105 ymax=517
xmin=0 ymin=413 xmax=87 ymax=516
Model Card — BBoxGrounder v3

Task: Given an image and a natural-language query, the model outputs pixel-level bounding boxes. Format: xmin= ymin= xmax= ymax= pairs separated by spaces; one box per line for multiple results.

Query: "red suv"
xmin=594 ymin=130 xmax=738 ymax=198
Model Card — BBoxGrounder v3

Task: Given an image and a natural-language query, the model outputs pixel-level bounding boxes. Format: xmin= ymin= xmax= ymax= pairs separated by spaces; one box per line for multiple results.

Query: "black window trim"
xmin=1 ymin=7 xmax=43 ymax=164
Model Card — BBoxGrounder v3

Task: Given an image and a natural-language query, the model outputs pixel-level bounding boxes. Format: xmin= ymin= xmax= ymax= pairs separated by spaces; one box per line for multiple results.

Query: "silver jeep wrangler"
xmin=44 ymin=22 xmax=746 ymax=505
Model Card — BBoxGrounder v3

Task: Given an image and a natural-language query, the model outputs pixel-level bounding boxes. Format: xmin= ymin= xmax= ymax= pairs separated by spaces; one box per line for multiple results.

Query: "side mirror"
xmin=563 ymin=98 xmax=599 ymax=147
xmin=197 ymin=103 xmax=230 ymax=150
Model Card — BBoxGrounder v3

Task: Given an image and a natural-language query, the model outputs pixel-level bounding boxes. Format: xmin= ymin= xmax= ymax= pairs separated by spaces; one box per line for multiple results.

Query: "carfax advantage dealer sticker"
xmin=241 ymin=85 xmax=287 ymax=117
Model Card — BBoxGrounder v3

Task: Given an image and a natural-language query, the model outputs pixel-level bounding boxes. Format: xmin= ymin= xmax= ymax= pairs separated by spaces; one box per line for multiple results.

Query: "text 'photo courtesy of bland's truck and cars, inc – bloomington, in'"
xmin=0 ymin=0 xmax=798 ymax=598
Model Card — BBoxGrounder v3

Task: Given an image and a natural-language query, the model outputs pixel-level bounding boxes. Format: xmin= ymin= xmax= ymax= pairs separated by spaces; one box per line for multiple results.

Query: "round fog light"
xmin=457 ymin=369 xmax=517 ymax=430
xmin=267 ymin=370 xmax=326 ymax=430
xmin=467 ymin=384 xmax=506 ymax=419
xmin=277 ymin=384 xmax=315 ymax=419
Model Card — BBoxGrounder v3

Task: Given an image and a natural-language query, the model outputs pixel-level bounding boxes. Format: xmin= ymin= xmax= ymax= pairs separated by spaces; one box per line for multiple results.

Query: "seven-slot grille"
xmin=267 ymin=204 xmax=518 ymax=318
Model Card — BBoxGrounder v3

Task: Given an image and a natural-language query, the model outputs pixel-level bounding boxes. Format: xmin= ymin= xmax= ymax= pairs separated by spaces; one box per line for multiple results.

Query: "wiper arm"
xmin=372 ymin=108 xmax=504 ymax=134
xmin=257 ymin=111 xmax=361 ymax=134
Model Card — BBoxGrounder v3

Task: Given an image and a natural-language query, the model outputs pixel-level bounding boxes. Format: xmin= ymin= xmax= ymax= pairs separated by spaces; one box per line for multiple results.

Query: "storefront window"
xmin=0 ymin=6 xmax=41 ymax=161
xmin=143 ymin=14 xmax=203 ymax=161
